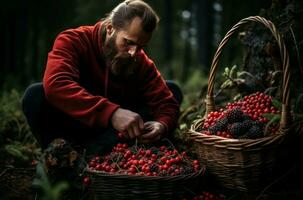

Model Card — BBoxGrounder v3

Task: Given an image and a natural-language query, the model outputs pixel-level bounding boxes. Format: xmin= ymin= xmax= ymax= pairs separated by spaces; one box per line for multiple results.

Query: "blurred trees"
xmin=1 ymin=0 xmax=269 ymax=90
xmin=1 ymin=0 xmax=78 ymax=89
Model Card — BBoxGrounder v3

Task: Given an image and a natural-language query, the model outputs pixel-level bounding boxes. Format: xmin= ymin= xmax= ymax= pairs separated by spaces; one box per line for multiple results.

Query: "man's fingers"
xmin=130 ymin=115 xmax=143 ymax=137
xmin=127 ymin=127 xmax=135 ymax=139
xmin=139 ymin=118 xmax=144 ymax=130
xmin=133 ymin=123 xmax=141 ymax=137
xmin=141 ymin=131 xmax=157 ymax=139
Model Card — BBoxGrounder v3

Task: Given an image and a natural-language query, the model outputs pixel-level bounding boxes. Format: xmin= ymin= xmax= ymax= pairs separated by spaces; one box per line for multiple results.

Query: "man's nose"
xmin=128 ymin=46 xmax=138 ymax=57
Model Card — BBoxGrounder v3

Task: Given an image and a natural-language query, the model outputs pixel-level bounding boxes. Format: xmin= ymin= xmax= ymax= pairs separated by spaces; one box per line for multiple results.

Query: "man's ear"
xmin=106 ymin=24 xmax=114 ymax=36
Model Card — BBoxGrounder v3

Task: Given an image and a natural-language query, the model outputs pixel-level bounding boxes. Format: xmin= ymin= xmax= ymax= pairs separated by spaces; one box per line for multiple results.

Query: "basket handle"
xmin=205 ymin=16 xmax=291 ymax=130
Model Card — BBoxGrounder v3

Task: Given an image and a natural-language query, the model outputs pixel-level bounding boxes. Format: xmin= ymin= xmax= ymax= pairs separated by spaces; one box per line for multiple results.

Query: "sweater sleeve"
xmin=43 ymin=30 xmax=120 ymax=128
xmin=139 ymin=55 xmax=180 ymax=134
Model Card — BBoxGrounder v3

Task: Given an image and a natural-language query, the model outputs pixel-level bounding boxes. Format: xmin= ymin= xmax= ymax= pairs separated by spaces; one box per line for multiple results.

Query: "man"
xmin=22 ymin=0 xmax=182 ymax=155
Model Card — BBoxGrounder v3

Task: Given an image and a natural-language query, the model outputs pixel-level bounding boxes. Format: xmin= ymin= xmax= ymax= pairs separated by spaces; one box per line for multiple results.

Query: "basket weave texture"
xmin=85 ymin=167 xmax=204 ymax=200
xmin=0 ymin=167 xmax=35 ymax=197
xmin=189 ymin=16 xmax=291 ymax=191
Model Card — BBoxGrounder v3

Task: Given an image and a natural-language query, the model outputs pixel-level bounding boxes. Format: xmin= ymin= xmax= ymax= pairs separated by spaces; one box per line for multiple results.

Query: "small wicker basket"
xmin=85 ymin=167 xmax=205 ymax=200
xmin=189 ymin=16 xmax=291 ymax=191
xmin=0 ymin=167 xmax=36 ymax=198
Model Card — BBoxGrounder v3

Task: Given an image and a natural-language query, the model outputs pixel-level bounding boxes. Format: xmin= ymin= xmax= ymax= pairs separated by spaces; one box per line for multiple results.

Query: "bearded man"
xmin=22 ymin=0 xmax=182 ymax=155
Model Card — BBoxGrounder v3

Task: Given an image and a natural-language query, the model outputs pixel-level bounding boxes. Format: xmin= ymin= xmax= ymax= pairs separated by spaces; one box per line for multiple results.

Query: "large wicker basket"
xmin=189 ymin=16 xmax=291 ymax=191
xmin=85 ymin=167 xmax=205 ymax=200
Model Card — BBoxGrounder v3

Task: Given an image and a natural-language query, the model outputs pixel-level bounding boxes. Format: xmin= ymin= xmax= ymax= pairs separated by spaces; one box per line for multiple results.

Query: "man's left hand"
xmin=138 ymin=121 xmax=166 ymax=143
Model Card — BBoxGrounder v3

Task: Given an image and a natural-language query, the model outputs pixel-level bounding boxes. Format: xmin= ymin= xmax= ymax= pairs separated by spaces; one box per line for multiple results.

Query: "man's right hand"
xmin=111 ymin=108 xmax=144 ymax=139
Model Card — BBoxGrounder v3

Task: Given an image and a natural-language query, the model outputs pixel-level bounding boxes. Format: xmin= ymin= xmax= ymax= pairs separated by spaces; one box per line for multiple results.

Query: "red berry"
xmin=83 ymin=176 xmax=91 ymax=186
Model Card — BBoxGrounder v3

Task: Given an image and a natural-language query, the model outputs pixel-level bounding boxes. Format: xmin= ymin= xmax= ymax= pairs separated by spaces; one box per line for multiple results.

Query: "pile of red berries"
xmin=86 ymin=143 xmax=201 ymax=177
xmin=201 ymin=92 xmax=279 ymax=139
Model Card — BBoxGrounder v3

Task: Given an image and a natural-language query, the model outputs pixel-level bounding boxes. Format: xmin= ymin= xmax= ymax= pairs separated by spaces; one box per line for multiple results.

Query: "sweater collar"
xmin=92 ymin=21 xmax=106 ymax=63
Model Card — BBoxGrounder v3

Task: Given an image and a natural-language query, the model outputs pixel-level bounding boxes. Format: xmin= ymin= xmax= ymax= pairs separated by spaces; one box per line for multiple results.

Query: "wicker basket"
xmin=189 ymin=16 xmax=291 ymax=191
xmin=85 ymin=167 xmax=205 ymax=200
xmin=0 ymin=166 xmax=36 ymax=198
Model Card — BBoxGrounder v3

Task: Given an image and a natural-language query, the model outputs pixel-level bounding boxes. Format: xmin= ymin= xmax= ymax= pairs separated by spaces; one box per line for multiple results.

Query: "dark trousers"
xmin=22 ymin=81 xmax=182 ymax=155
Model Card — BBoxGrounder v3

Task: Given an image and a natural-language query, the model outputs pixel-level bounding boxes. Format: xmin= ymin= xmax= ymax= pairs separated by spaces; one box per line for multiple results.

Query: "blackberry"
xmin=228 ymin=120 xmax=254 ymax=138
xmin=218 ymin=117 xmax=229 ymax=127
xmin=209 ymin=122 xmax=225 ymax=135
xmin=226 ymin=108 xmax=244 ymax=123
xmin=242 ymin=119 xmax=254 ymax=129
xmin=238 ymin=133 xmax=251 ymax=139
xmin=238 ymin=125 xmax=263 ymax=139
xmin=228 ymin=122 xmax=247 ymax=138
xmin=247 ymin=125 xmax=264 ymax=139
xmin=208 ymin=117 xmax=229 ymax=135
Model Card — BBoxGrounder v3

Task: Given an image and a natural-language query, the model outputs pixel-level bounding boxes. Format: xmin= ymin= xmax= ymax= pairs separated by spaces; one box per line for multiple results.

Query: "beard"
xmin=103 ymin=34 xmax=140 ymax=79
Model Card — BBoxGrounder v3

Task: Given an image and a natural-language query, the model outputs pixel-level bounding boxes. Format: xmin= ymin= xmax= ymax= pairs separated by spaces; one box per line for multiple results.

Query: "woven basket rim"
xmin=189 ymin=120 xmax=286 ymax=150
xmin=85 ymin=166 xmax=205 ymax=180
xmin=190 ymin=124 xmax=284 ymax=139
xmin=189 ymin=108 xmax=287 ymax=149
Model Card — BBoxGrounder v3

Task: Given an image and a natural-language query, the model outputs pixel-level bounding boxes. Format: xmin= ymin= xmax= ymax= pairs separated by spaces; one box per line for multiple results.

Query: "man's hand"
xmin=111 ymin=108 xmax=144 ymax=139
xmin=139 ymin=121 xmax=166 ymax=143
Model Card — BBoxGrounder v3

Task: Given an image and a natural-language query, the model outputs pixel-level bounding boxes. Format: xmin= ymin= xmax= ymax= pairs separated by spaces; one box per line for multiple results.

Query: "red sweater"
xmin=43 ymin=22 xmax=179 ymax=133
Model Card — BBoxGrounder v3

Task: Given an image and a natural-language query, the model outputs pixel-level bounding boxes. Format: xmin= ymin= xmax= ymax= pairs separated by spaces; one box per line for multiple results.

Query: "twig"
xmin=238 ymin=71 xmax=266 ymax=90
xmin=0 ymin=165 xmax=14 ymax=177
xmin=0 ymin=168 xmax=9 ymax=177
xmin=161 ymin=137 xmax=176 ymax=150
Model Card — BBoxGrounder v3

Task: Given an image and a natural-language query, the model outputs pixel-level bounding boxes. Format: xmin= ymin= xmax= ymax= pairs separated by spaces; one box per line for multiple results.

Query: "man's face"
xmin=103 ymin=17 xmax=152 ymax=79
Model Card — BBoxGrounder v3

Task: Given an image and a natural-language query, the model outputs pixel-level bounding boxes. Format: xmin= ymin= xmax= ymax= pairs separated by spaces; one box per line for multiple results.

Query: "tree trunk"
xmin=195 ymin=0 xmax=214 ymax=73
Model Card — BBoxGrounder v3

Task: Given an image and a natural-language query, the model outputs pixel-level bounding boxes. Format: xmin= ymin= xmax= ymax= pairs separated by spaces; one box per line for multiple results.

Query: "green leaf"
xmin=5 ymin=144 xmax=24 ymax=159
xmin=264 ymin=115 xmax=280 ymax=136
xmin=179 ymin=123 xmax=187 ymax=130
xmin=223 ymin=67 xmax=230 ymax=77
xmin=229 ymin=65 xmax=238 ymax=79
xmin=233 ymin=93 xmax=242 ymax=101
xmin=271 ymin=99 xmax=282 ymax=110
xmin=262 ymin=113 xmax=280 ymax=122
xmin=237 ymin=71 xmax=247 ymax=77
xmin=51 ymin=182 xmax=69 ymax=200
xmin=33 ymin=162 xmax=69 ymax=200
xmin=34 ymin=162 xmax=50 ymax=184
xmin=220 ymin=79 xmax=233 ymax=89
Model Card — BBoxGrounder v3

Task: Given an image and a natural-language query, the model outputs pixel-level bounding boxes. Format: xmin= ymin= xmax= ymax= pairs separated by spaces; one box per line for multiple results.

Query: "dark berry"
xmin=217 ymin=117 xmax=229 ymax=127
xmin=228 ymin=122 xmax=247 ymax=138
xmin=242 ymin=119 xmax=254 ymax=130
xmin=239 ymin=125 xmax=263 ymax=139
xmin=208 ymin=117 xmax=229 ymax=135
xmin=226 ymin=108 xmax=244 ymax=123
xmin=209 ymin=123 xmax=225 ymax=135
xmin=247 ymin=125 xmax=264 ymax=138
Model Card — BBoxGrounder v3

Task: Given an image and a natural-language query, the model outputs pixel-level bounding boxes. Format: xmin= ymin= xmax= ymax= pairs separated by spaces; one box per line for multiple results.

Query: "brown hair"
xmin=103 ymin=0 xmax=159 ymax=33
